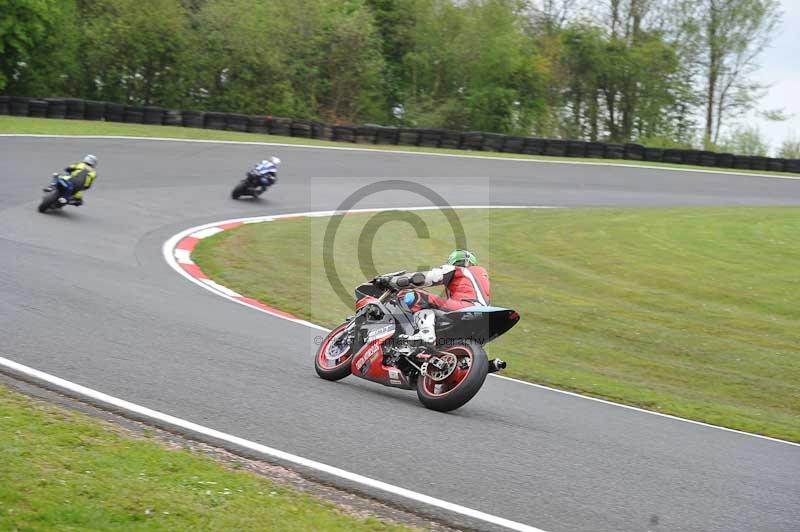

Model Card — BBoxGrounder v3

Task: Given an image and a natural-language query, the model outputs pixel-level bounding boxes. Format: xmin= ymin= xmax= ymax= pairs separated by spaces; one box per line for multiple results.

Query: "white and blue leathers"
xmin=247 ymin=159 xmax=279 ymax=188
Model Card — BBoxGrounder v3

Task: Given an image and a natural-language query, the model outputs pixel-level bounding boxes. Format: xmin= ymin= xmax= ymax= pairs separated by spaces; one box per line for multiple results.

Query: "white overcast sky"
xmin=747 ymin=0 xmax=800 ymax=154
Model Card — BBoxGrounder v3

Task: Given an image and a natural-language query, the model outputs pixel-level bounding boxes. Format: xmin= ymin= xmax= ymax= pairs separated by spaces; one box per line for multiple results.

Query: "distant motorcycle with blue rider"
xmin=231 ymin=156 xmax=280 ymax=199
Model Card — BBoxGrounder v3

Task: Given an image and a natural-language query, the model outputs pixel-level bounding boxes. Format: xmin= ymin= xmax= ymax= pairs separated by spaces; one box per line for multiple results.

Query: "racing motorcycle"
xmin=231 ymin=172 xmax=275 ymax=199
xmin=38 ymin=173 xmax=80 ymax=213
xmin=314 ymin=273 xmax=519 ymax=412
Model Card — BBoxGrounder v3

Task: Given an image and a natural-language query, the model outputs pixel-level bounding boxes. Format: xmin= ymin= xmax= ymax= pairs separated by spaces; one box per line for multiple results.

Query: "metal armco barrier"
xmin=1 ymin=95 xmax=797 ymax=174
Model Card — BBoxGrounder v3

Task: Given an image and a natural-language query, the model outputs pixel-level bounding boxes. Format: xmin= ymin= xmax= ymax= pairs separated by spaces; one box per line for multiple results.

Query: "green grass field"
xmin=0 ymin=384 xmax=407 ymax=531
xmin=193 ymin=207 xmax=800 ymax=442
xmin=2 ymin=116 xmax=798 ymax=177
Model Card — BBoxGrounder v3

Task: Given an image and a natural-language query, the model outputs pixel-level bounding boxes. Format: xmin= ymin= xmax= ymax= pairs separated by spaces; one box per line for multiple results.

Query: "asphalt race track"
xmin=2 ymin=136 xmax=799 ymax=532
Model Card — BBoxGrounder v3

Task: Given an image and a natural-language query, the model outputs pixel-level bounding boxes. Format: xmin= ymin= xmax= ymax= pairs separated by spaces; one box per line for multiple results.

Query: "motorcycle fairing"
xmin=349 ymin=296 xmax=414 ymax=389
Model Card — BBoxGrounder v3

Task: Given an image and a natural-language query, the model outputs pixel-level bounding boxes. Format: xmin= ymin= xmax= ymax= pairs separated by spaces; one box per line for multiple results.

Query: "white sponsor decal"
xmin=355 ymin=342 xmax=380 ymax=370
xmin=367 ymin=324 xmax=394 ymax=340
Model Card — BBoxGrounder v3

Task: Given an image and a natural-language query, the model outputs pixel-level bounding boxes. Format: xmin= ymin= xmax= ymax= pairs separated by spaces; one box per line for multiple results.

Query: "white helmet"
xmin=270 ymin=156 xmax=281 ymax=166
xmin=83 ymin=154 xmax=97 ymax=167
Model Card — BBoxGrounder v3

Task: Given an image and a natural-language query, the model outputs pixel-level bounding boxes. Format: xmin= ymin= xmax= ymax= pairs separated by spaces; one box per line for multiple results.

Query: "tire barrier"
xmin=45 ymin=98 xmax=66 ymax=119
xmin=482 ymin=133 xmax=505 ymax=152
xmin=751 ymin=157 xmax=769 ymax=171
xmin=225 ymin=113 xmax=248 ymax=133
xmin=65 ymin=99 xmax=86 ymax=120
xmin=268 ymin=116 xmax=292 ymax=136
xmin=663 ymin=149 xmax=684 ymax=164
xmin=246 ymin=115 xmax=269 ymax=134
xmin=2 ymin=95 xmax=798 ymax=174
xmin=373 ymin=125 xmax=398 ymax=145
xmin=605 ymin=143 xmax=624 ymax=159
xmin=85 ymin=100 xmax=107 ymax=121
xmin=355 ymin=126 xmax=378 ymax=144
xmin=698 ymin=151 xmax=717 ymax=167
xmin=203 ymin=111 xmax=226 ymax=130
xmin=766 ymin=158 xmax=785 ymax=172
xmin=123 ymin=105 xmax=145 ymax=124
xmin=311 ymin=121 xmax=333 ymax=141
xmin=143 ymin=106 xmax=166 ymax=126
xmin=398 ymin=128 xmax=420 ymax=146
xmin=164 ymin=109 xmax=183 ymax=127
xmin=105 ymin=103 xmax=125 ymax=122
xmin=290 ymin=119 xmax=314 ymax=139
xmin=544 ymin=139 xmax=566 ymax=157
xmin=460 ymin=132 xmax=484 ymax=151
xmin=567 ymin=140 xmax=588 ymax=157
xmin=179 ymin=110 xmax=203 ymax=129
xmin=9 ymin=97 xmax=30 ymax=116
xmin=440 ymin=130 xmax=462 ymax=150
xmin=417 ymin=128 xmax=442 ymax=148
xmin=502 ymin=136 xmax=525 ymax=153
xmin=623 ymin=143 xmax=644 ymax=161
xmin=28 ymin=99 xmax=48 ymax=118
xmin=332 ymin=125 xmax=355 ymax=143
xmin=521 ymin=137 xmax=545 ymax=155
xmin=683 ymin=150 xmax=700 ymax=166
xmin=586 ymin=142 xmax=606 ymax=158
xmin=716 ymin=153 xmax=734 ymax=168
xmin=733 ymin=155 xmax=753 ymax=170
xmin=643 ymin=147 xmax=663 ymax=162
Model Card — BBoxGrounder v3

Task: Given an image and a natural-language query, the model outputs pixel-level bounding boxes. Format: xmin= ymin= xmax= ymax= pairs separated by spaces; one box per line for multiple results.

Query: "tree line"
xmin=1 ymin=0 xmax=796 ymax=156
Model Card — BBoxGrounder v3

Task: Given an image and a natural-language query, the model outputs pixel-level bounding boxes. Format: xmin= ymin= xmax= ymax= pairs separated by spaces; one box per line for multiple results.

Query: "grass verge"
xmin=0 ymin=383 xmax=407 ymax=531
xmin=193 ymin=207 xmax=800 ymax=442
xmin=1 ymin=116 xmax=797 ymax=177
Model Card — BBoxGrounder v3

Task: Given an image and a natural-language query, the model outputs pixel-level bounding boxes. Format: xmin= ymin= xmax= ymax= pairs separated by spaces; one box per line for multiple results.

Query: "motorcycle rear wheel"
xmin=231 ymin=182 xmax=249 ymax=199
xmin=314 ymin=322 xmax=354 ymax=381
xmin=416 ymin=341 xmax=488 ymax=412
xmin=38 ymin=190 xmax=60 ymax=213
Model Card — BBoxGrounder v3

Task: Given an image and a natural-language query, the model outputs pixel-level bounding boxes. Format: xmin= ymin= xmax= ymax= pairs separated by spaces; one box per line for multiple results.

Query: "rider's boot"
xmin=402 ymin=309 xmax=436 ymax=345
xmin=68 ymin=197 xmax=83 ymax=206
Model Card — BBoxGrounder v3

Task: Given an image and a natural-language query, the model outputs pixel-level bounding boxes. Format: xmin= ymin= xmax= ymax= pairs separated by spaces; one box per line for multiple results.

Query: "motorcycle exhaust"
xmin=488 ymin=359 xmax=506 ymax=373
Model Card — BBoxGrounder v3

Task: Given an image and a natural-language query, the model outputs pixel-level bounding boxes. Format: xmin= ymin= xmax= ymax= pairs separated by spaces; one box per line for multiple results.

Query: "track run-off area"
xmin=1 ymin=135 xmax=799 ymax=532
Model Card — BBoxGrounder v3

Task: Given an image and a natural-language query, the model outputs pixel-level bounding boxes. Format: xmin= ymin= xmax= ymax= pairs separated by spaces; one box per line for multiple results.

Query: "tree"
xmin=400 ymin=0 xmax=548 ymax=133
xmin=718 ymin=125 xmax=768 ymax=156
xmin=778 ymin=135 xmax=800 ymax=159
xmin=311 ymin=0 xmax=387 ymax=122
xmin=0 ymin=0 xmax=78 ymax=94
xmin=686 ymin=0 xmax=781 ymax=147
xmin=80 ymin=0 xmax=192 ymax=106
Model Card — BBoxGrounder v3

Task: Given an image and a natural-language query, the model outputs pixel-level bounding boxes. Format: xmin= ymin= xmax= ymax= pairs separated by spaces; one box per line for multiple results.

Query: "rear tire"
xmin=38 ymin=190 xmax=60 ymax=213
xmin=231 ymin=182 xmax=248 ymax=199
xmin=314 ymin=322 xmax=354 ymax=381
xmin=416 ymin=341 xmax=489 ymax=412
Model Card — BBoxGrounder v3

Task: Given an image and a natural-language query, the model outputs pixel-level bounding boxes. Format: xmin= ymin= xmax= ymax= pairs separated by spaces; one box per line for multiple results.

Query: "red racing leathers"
xmin=390 ymin=264 xmax=491 ymax=311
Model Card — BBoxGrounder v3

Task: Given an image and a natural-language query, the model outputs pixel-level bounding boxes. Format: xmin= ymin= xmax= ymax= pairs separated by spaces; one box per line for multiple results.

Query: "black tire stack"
xmin=1 ymin=95 xmax=797 ymax=174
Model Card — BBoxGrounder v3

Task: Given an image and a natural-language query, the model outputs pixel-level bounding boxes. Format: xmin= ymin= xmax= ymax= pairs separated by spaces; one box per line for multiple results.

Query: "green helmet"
xmin=447 ymin=249 xmax=478 ymax=267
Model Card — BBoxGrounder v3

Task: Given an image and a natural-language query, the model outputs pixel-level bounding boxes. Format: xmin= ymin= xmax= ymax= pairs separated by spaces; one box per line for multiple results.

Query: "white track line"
xmin=163 ymin=207 xmax=800 ymax=449
xmin=3 ymin=133 xmax=799 ymax=180
xmin=0 ymin=355 xmax=544 ymax=532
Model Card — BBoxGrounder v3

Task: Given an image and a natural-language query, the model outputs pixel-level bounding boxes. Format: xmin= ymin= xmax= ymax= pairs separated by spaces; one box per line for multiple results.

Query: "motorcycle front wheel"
xmin=314 ymin=322 xmax=354 ymax=381
xmin=38 ymin=190 xmax=60 ymax=213
xmin=416 ymin=341 xmax=488 ymax=412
